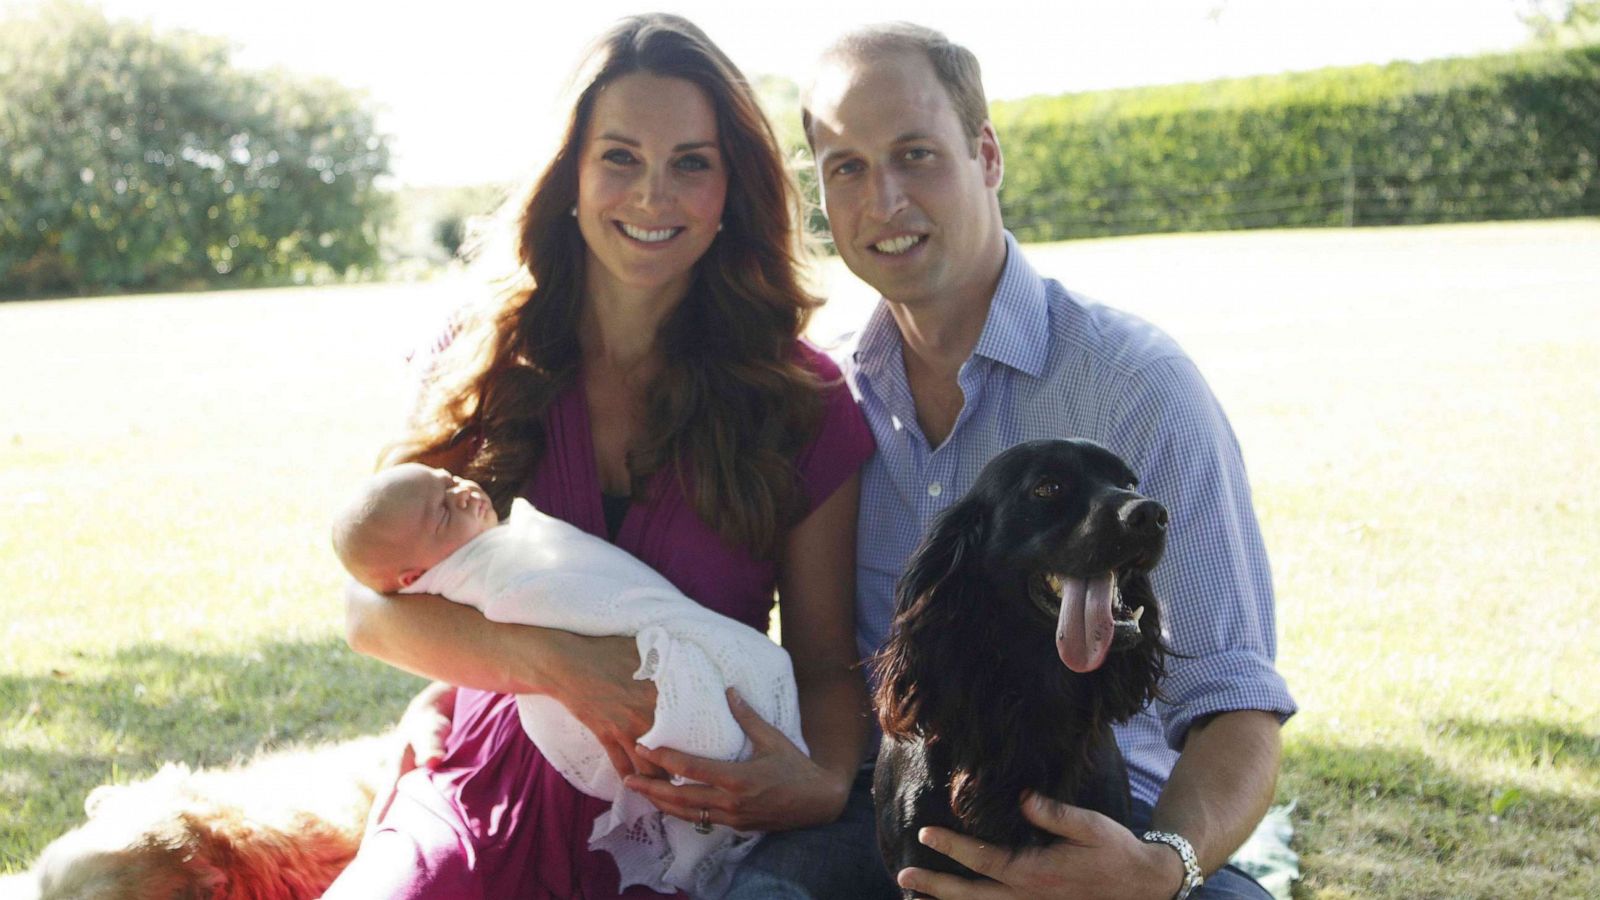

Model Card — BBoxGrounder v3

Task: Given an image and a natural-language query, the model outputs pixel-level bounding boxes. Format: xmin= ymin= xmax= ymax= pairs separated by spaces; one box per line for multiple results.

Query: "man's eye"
xmin=1032 ymin=479 xmax=1061 ymax=499
xmin=904 ymin=147 xmax=933 ymax=161
xmin=831 ymin=160 xmax=863 ymax=178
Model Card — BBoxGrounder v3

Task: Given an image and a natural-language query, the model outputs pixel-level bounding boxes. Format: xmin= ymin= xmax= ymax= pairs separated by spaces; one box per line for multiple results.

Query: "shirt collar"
xmin=853 ymin=297 xmax=903 ymax=383
xmin=851 ymin=231 xmax=1049 ymax=382
xmin=971 ymin=231 xmax=1049 ymax=379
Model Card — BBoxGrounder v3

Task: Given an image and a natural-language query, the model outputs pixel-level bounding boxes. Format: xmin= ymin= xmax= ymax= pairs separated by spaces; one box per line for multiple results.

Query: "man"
xmin=792 ymin=22 xmax=1297 ymax=900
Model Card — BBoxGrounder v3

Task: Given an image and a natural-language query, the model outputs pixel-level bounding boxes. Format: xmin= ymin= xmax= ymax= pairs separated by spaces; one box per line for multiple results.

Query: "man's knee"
xmin=724 ymin=769 xmax=896 ymax=900
xmin=1191 ymin=864 xmax=1275 ymax=900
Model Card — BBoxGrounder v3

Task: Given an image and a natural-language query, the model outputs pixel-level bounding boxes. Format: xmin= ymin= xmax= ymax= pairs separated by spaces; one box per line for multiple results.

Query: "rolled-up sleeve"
xmin=1105 ymin=356 xmax=1297 ymax=751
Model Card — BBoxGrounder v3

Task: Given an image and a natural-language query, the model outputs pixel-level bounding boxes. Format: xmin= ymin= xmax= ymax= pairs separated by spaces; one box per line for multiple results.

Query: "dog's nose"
xmin=1120 ymin=498 xmax=1169 ymax=534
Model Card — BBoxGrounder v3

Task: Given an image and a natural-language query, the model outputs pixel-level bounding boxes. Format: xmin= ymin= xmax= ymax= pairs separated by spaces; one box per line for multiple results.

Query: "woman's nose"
xmin=636 ymin=166 xmax=671 ymax=209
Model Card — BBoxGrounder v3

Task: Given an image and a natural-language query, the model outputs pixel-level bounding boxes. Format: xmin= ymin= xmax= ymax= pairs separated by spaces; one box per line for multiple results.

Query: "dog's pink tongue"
xmin=1057 ymin=574 xmax=1115 ymax=673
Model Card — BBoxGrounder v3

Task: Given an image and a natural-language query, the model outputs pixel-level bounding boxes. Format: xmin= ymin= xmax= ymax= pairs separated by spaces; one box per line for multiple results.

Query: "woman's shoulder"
xmin=788 ymin=338 xmax=847 ymax=384
xmin=787 ymin=338 xmax=873 ymax=502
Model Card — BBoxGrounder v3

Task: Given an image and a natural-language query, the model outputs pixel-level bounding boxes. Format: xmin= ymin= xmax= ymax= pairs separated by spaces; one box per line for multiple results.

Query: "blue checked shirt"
xmin=846 ymin=233 xmax=1297 ymax=805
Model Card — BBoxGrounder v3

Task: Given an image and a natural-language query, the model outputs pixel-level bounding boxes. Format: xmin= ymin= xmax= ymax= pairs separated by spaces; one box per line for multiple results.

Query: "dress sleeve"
xmin=1105 ymin=356 xmax=1297 ymax=750
xmin=791 ymin=341 xmax=876 ymax=515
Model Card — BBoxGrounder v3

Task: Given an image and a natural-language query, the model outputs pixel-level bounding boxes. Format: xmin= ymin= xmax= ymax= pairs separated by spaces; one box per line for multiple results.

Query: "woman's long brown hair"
xmin=388 ymin=14 xmax=822 ymax=558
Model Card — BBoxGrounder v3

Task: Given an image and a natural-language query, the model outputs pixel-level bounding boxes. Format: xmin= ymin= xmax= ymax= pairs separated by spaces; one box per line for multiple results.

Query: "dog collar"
xmin=1141 ymin=830 xmax=1203 ymax=900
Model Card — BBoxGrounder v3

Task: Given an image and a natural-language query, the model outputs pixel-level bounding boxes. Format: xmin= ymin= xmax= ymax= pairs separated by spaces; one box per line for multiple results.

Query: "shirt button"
xmin=927 ymin=482 xmax=943 ymax=498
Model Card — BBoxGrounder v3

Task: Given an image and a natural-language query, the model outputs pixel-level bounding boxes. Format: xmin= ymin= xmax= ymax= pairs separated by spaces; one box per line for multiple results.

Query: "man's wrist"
xmin=1136 ymin=836 xmax=1186 ymax=900
xmin=1140 ymin=830 xmax=1204 ymax=900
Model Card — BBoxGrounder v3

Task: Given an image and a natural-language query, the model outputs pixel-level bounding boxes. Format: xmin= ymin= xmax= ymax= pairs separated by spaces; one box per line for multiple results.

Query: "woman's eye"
xmin=602 ymin=149 xmax=637 ymax=165
xmin=676 ymin=154 xmax=712 ymax=172
xmin=1032 ymin=479 xmax=1061 ymax=499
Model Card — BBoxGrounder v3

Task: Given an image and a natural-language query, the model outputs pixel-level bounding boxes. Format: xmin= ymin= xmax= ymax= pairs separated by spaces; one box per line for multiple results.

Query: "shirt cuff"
xmin=1156 ymin=650 xmax=1297 ymax=751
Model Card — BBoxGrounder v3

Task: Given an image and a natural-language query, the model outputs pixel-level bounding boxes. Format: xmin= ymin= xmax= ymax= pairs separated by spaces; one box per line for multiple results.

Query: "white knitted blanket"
xmin=402 ymin=499 xmax=807 ymax=898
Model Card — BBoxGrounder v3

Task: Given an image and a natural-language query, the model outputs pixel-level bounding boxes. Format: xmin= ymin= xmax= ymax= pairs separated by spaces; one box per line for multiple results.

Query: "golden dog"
xmin=14 ymin=735 xmax=396 ymax=900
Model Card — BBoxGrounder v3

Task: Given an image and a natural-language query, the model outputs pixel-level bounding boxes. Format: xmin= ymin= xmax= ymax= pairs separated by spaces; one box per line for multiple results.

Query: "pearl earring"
xmin=569 ymin=205 xmax=577 ymax=217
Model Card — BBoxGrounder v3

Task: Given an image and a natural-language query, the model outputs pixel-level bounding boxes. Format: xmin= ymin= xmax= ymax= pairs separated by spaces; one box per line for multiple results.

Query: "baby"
xmin=332 ymin=463 xmax=501 ymax=593
xmin=331 ymin=463 xmax=806 ymax=898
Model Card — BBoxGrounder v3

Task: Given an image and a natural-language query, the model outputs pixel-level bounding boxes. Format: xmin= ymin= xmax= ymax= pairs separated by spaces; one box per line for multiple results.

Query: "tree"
xmin=0 ymin=1 xmax=393 ymax=296
xmin=1521 ymin=0 xmax=1600 ymax=47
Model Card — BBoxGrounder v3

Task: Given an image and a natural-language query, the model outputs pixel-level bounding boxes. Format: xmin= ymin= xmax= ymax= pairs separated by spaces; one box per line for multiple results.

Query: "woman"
xmin=330 ymin=14 xmax=874 ymax=899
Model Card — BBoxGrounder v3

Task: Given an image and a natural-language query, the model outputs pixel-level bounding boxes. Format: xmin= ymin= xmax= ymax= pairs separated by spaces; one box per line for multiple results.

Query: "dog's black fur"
xmin=871 ymin=439 xmax=1171 ymax=893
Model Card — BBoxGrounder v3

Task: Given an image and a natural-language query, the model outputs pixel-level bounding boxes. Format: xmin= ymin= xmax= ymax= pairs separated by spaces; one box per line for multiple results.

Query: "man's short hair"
xmin=803 ymin=22 xmax=990 ymax=150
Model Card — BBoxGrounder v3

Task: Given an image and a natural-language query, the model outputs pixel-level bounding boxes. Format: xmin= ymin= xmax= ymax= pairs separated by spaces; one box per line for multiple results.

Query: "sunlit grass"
xmin=4 ymin=221 xmax=1598 ymax=895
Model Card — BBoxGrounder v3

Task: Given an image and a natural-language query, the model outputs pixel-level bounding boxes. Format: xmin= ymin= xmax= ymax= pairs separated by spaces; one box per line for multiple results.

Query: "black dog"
xmin=872 ymin=439 xmax=1170 ymax=892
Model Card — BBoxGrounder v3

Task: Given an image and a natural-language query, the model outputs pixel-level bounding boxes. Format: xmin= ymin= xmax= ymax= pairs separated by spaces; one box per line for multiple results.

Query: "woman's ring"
xmin=695 ymin=808 xmax=713 ymax=834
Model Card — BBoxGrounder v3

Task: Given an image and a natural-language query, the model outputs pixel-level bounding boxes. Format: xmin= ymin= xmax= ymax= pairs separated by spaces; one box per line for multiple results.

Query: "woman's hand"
xmin=622 ymin=688 xmax=850 ymax=832
xmin=344 ymin=578 xmax=667 ymax=780
xmin=550 ymin=633 xmax=667 ymax=780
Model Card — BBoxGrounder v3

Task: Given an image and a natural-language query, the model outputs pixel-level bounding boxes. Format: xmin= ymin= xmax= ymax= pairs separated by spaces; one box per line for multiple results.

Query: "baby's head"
xmin=332 ymin=463 xmax=499 ymax=593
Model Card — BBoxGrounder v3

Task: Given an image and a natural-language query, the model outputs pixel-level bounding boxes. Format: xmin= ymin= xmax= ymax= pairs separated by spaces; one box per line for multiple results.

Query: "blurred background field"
xmin=3 ymin=220 xmax=1597 ymax=896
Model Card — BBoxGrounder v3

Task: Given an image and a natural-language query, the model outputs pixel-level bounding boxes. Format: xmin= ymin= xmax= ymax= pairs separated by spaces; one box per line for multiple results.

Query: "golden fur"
xmin=16 ymin=735 xmax=394 ymax=900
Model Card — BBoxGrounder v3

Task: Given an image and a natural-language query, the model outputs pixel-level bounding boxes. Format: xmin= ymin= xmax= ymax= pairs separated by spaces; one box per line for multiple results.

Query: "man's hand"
xmin=621 ymin=688 xmax=850 ymax=832
xmin=896 ymin=793 xmax=1184 ymax=900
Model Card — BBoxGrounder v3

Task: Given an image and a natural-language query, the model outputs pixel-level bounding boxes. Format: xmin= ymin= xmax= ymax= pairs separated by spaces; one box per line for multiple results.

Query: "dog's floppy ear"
xmin=897 ymin=498 xmax=987 ymax=613
xmin=873 ymin=499 xmax=987 ymax=738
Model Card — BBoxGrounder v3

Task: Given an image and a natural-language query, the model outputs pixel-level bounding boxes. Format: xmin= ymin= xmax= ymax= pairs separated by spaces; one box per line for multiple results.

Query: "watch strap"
xmin=1141 ymin=829 xmax=1203 ymax=900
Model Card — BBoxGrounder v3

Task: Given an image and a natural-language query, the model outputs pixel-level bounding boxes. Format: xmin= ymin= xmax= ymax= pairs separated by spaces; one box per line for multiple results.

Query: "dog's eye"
xmin=1032 ymin=478 xmax=1062 ymax=499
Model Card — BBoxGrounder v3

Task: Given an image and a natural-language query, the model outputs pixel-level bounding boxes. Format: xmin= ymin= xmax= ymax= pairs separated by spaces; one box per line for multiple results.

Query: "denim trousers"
xmin=722 ymin=769 xmax=1272 ymax=900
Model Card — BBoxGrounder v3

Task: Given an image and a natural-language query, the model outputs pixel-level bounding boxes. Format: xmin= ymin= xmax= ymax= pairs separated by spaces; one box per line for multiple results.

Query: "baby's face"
xmin=383 ymin=466 xmax=499 ymax=581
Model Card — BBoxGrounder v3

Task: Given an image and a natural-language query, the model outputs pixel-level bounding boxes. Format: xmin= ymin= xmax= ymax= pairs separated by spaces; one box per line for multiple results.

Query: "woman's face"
xmin=576 ymin=72 xmax=729 ymax=304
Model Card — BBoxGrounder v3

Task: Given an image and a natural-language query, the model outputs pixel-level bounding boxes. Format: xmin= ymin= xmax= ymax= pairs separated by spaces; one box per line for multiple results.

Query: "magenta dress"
xmin=335 ymin=344 xmax=873 ymax=899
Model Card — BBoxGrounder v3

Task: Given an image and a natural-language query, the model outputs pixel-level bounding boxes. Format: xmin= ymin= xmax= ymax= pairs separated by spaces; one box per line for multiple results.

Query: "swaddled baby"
xmin=332 ymin=463 xmax=807 ymax=897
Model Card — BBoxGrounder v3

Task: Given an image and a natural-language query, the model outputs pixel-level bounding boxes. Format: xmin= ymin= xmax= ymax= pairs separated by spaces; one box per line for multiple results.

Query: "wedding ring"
xmin=695 ymin=807 xmax=713 ymax=834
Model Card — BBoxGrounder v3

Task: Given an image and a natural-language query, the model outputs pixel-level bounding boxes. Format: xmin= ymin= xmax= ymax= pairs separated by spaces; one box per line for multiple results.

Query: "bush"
xmin=0 ymin=1 xmax=393 ymax=297
xmin=991 ymin=45 xmax=1600 ymax=241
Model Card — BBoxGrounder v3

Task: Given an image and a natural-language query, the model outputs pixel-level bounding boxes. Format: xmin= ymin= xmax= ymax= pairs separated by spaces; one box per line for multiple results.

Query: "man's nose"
xmin=867 ymin=168 xmax=907 ymax=220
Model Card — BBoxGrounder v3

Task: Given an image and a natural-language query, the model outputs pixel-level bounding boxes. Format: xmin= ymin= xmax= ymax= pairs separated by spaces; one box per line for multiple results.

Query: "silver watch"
xmin=1141 ymin=830 xmax=1203 ymax=900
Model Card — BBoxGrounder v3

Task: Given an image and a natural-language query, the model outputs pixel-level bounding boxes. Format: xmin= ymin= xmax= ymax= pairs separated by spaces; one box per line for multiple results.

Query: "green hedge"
xmin=992 ymin=45 xmax=1600 ymax=241
xmin=0 ymin=2 xmax=393 ymax=297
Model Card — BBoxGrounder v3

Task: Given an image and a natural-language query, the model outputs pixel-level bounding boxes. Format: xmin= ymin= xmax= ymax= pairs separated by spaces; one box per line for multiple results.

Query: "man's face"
xmin=808 ymin=50 xmax=1004 ymax=309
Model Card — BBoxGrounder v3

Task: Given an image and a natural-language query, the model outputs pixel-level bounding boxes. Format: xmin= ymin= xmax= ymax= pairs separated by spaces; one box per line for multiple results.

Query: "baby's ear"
xmin=397 ymin=568 xmax=424 ymax=589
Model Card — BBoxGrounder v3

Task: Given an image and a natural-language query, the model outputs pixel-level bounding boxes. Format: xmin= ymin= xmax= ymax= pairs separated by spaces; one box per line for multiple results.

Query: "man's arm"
xmin=1150 ymin=710 xmax=1281 ymax=876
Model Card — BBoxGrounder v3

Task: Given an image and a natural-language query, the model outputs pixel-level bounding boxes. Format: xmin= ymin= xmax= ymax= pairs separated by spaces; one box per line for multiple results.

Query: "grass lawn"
xmin=3 ymin=220 xmax=1598 ymax=895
